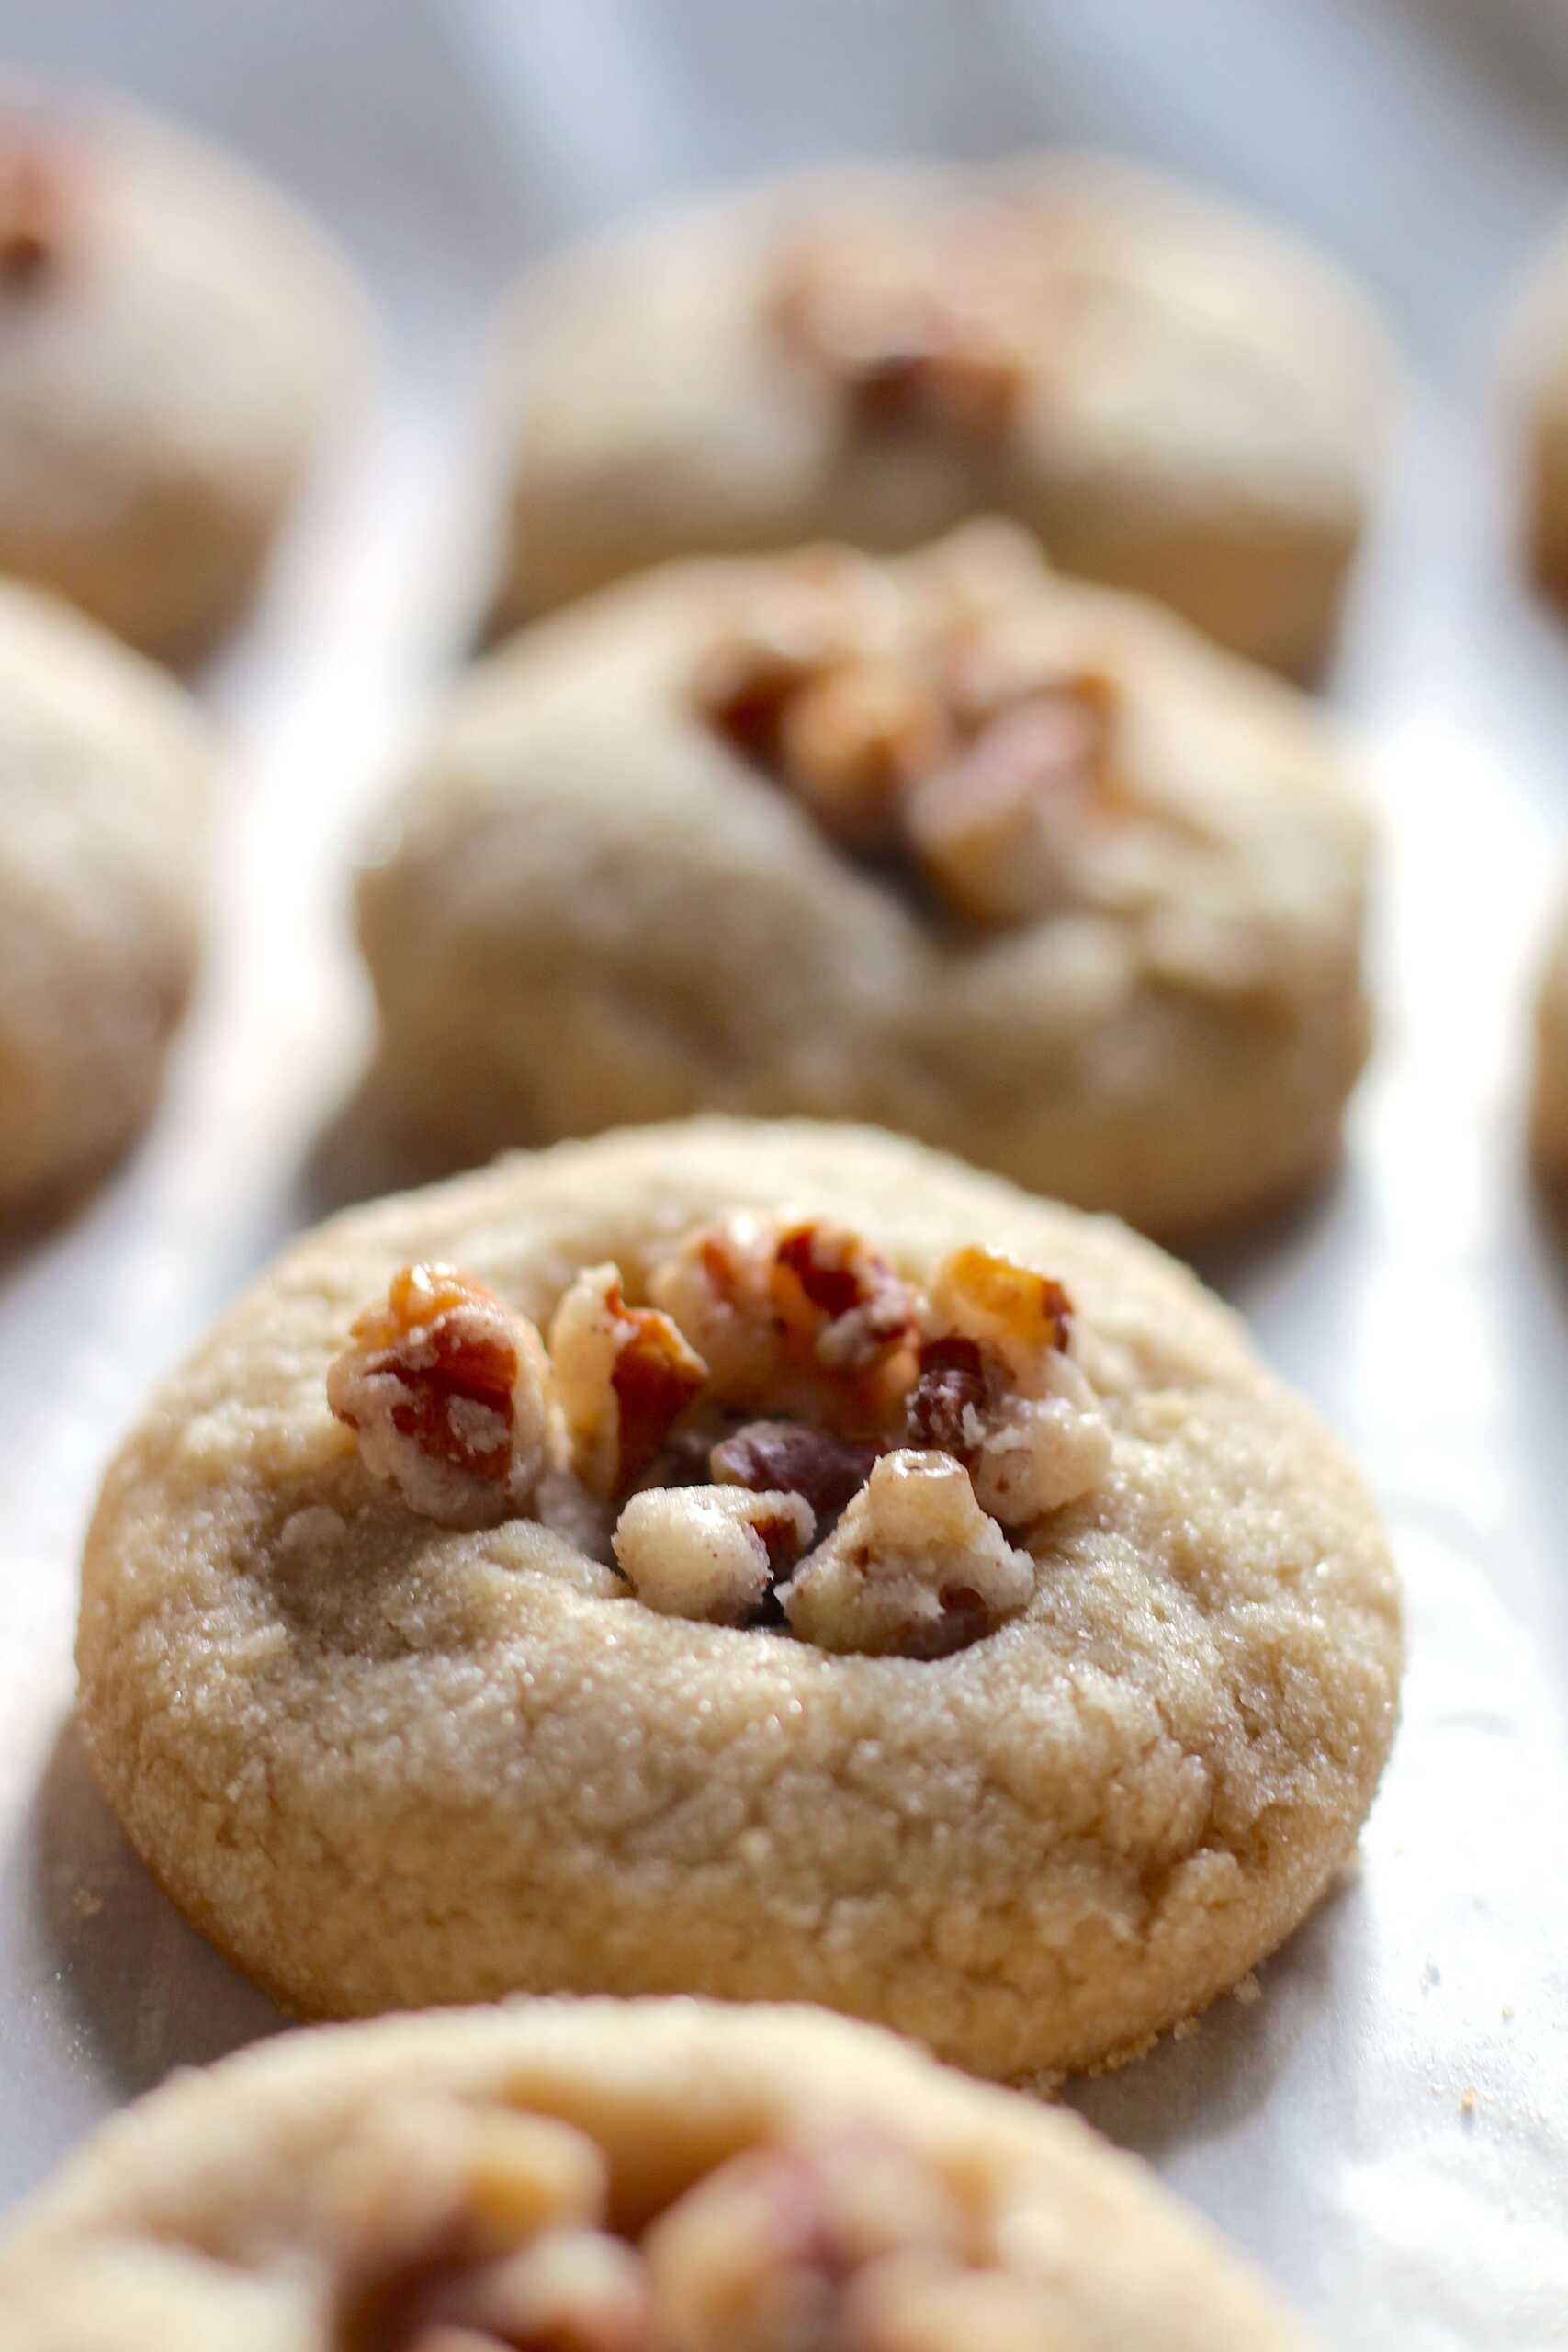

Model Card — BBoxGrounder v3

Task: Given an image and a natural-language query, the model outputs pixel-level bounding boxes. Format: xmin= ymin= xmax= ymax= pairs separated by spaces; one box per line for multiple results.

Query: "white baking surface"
xmin=0 ymin=3 xmax=1566 ymax=2343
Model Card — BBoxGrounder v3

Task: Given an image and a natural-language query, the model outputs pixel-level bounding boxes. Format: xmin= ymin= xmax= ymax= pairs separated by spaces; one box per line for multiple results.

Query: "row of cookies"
xmin=0 ymin=89 xmax=1540 ymax=2351
xmin=9 ymin=93 xmax=1568 ymax=1230
xmin=13 ymin=502 xmax=1568 ymax=1230
xmin=10 ymin=90 xmax=1568 ymax=673
xmin=0 ymin=96 xmax=1386 ymax=666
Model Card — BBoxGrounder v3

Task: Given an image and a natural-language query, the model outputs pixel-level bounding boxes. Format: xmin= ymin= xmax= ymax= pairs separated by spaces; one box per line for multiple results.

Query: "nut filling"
xmin=333 ymin=2098 xmax=1050 ymax=2352
xmin=0 ymin=122 xmax=72 ymax=286
xmin=694 ymin=548 xmax=1121 ymax=929
xmin=769 ymin=201 xmax=1057 ymax=437
xmin=327 ymin=1220 xmax=1111 ymax=1657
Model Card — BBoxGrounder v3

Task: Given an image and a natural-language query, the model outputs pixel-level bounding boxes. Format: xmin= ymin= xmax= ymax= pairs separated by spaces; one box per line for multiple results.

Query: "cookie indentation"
xmin=694 ymin=547 xmax=1122 ymax=928
xmin=768 ymin=199 xmax=1055 ymax=437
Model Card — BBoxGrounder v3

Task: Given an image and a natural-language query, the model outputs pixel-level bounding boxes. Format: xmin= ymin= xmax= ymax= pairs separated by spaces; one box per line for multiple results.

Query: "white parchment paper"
xmin=0 ymin=5 xmax=1564 ymax=2344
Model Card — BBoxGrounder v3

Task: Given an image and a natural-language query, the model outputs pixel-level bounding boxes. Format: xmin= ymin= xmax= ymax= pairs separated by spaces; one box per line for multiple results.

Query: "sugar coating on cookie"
xmin=0 ymin=579 xmax=209 ymax=1213
xmin=491 ymin=154 xmax=1393 ymax=674
xmin=0 ymin=1998 xmax=1305 ymax=2349
xmin=0 ymin=93 xmax=364 ymax=656
xmin=76 ymin=1120 xmax=1401 ymax=2078
xmin=359 ymin=524 xmax=1373 ymax=1237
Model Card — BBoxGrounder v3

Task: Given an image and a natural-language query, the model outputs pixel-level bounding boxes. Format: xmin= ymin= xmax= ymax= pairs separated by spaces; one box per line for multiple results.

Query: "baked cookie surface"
xmin=0 ymin=1998 xmax=1303 ymax=2349
xmin=1530 ymin=899 xmax=1568 ymax=1177
xmin=492 ymin=155 xmax=1393 ymax=674
xmin=0 ymin=94 xmax=363 ymax=657
xmin=77 ymin=1119 xmax=1401 ymax=2079
xmin=1513 ymin=219 xmax=1568 ymax=597
xmin=0 ymin=578 xmax=209 ymax=1212
xmin=361 ymin=525 xmax=1373 ymax=1238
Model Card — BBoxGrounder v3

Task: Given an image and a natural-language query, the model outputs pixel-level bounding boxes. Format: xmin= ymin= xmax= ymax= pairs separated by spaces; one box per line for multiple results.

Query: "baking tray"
xmin=1 ymin=5 xmax=1565 ymax=2345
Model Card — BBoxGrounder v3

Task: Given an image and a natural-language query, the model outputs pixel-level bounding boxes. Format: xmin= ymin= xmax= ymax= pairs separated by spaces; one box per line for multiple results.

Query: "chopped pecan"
xmin=648 ymin=1216 xmax=916 ymax=1432
xmin=693 ymin=552 xmax=894 ymax=768
xmin=710 ymin=1419 xmax=881 ymax=1532
xmin=901 ymin=1336 xmax=988 ymax=1458
xmin=428 ymin=2230 xmax=652 ymax=2352
xmin=330 ymin=2104 xmax=608 ymax=2352
xmin=777 ymin=657 xmax=950 ymax=853
xmin=612 ymin=1486 xmax=812 ymax=1624
xmin=549 ymin=1266 xmax=709 ymax=1500
xmin=963 ymin=1374 xmax=1111 ymax=1528
xmin=462 ymin=2114 xmax=610 ymax=2253
xmin=854 ymin=334 xmax=1029 ymax=437
xmin=647 ymin=1218 xmax=779 ymax=1400
xmin=0 ymin=128 xmax=68 ymax=288
xmin=772 ymin=1221 xmax=919 ymax=1392
xmin=924 ymin=1249 xmax=1110 ymax=1527
xmin=612 ymin=1329 xmax=706 ymax=1491
xmin=772 ymin=216 xmax=1034 ymax=436
xmin=326 ymin=1264 xmax=555 ymax=1531
xmin=780 ymin=1449 xmax=1033 ymax=1657
xmin=645 ymin=2131 xmax=971 ymax=2352
xmin=905 ymin=677 xmax=1115 ymax=927
xmin=927 ymin=1248 xmax=1072 ymax=1380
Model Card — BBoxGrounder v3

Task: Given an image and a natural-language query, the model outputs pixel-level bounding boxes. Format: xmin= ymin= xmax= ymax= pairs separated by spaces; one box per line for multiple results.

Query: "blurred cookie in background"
xmin=1510 ymin=215 xmax=1568 ymax=603
xmin=357 ymin=522 xmax=1374 ymax=1239
xmin=1530 ymin=891 xmax=1568 ymax=1181
xmin=0 ymin=91 xmax=366 ymax=660
xmin=0 ymin=1999 xmax=1307 ymax=2349
xmin=490 ymin=154 xmax=1394 ymax=677
xmin=0 ymin=579 xmax=209 ymax=1214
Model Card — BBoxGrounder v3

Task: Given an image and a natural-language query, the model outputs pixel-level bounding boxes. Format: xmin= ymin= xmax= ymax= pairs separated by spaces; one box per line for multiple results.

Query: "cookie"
xmin=76 ymin=1118 xmax=1401 ymax=2079
xmin=491 ymin=155 xmax=1392 ymax=675
xmin=1511 ymin=218 xmax=1568 ymax=596
xmin=0 ymin=579 xmax=209 ymax=1213
xmin=0 ymin=1997 xmax=1303 ymax=2349
xmin=0 ymin=93 xmax=363 ymax=658
xmin=1530 ymin=899 xmax=1568 ymax=1177
xmin=359 ymin=523 xmax=1373 ymax=1238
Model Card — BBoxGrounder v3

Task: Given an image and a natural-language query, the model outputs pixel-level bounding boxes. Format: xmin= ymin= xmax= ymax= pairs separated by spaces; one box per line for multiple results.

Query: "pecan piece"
xmin=0 ymin=128 xmax=68 ymax=288
xmin=928 ymin=1247 xmax=1072 ymax=1376
xmin=549 ymin=1265 xmax=709 ymax=1500
xmin=901 ymin=1335 xmax=988 ymax=1459
xmin=649 ymin=1215 xmax=917 ymax=1431
xmin=849 ymin=329 xmax=1030 ymax=437
xmin=693 ymin=551 xmax=893 ymax=769
xmin=326 ymin=1264 xmax=555 ymax=1531
xmin=772 ymin=220 xmax=1032 ymax=437
xmin=645 ymin=2131 xmax=970 ymax=2352
xmin=780 ymin=1449 xmax=1032 ymax=1657
xmin=429 ymin=2231 xmax=652 ymax=2352
xmin=646 ymin=1218 xmax=780 ymax=1401
xmin=710 ymin=1419 xmax=880 ymax=1532
xmin=924 ymin=1249 xmax=1111 ymax=1527
xmin=905 ymin=677 xmax=1115 ymax=927
xmin=612 ymin=1485 xmax=811 ymax=1624
xmin=772 ymin=1220 xmax=919 ymax=1385
xmin=776 ymin=656 xmax=951 ymax=853
xmin=331 ymin=2104 xmax=608 ymax=2352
